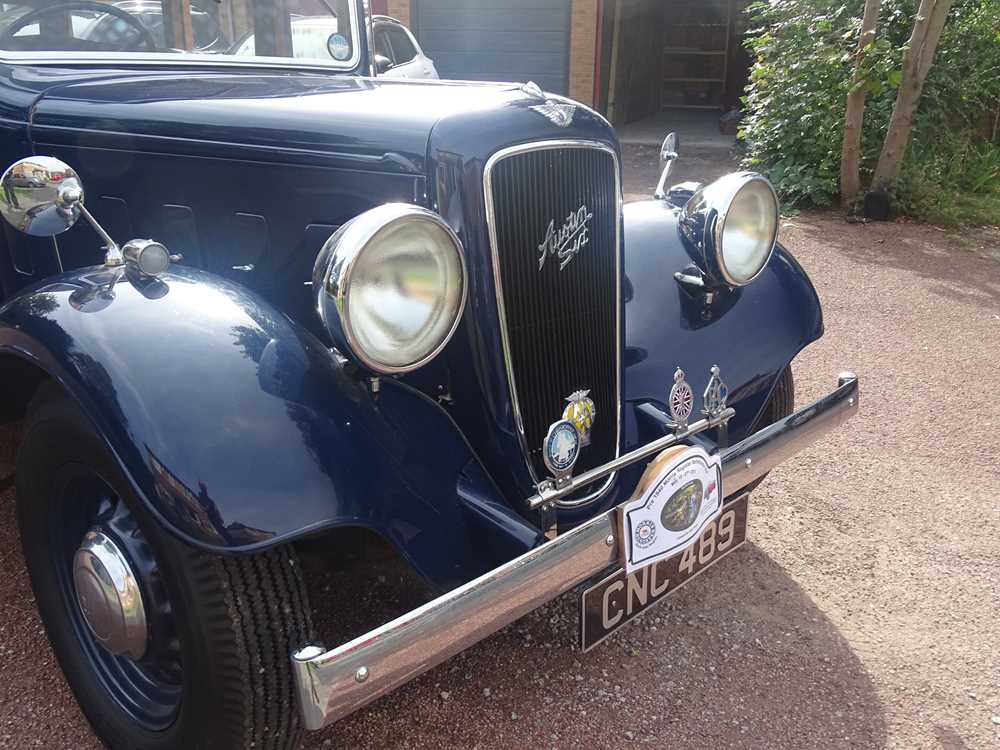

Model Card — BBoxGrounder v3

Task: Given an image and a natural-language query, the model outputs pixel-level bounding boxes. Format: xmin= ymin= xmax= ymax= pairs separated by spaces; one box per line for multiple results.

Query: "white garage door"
xmin=413 ymin=0 xmax=572 ymax=95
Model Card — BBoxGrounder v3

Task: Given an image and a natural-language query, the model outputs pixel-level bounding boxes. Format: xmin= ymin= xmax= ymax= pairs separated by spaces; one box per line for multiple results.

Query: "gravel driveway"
xmin=1 ymin=145 xmax=998 ymax=749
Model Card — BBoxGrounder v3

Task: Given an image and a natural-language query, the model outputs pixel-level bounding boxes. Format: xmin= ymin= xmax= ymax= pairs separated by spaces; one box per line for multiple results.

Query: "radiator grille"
xmin=486 ymin=143 xmax=620 ymax=493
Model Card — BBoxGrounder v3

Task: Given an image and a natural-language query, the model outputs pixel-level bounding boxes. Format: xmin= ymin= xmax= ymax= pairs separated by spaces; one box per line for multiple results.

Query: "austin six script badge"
xmin=538 ymin=205 xmax=593 ymax=271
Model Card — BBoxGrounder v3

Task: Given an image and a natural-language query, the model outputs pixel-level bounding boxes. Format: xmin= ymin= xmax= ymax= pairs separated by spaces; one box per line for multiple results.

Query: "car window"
xmin=373 ymin=26 xmax=391 ymax=62
xmin=384 ymin=25 xmax=415 ymax=65
xmin=0 ymin=0 xmax=359 ymax=67
xmin=190 ymin=8 xmax=219 ymax=48
xmin=80 ymin=4 xmax=218 ymax=50
xmin=8 ymin=9 xmax=97 ymax=39
xmin=234 ymin=17 xmax=341 ymax=60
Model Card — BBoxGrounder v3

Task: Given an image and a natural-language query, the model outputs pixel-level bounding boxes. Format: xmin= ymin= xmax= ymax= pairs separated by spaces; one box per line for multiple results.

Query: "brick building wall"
xmin=567 ymin=0 xmax=597 ymax=106
xmin=386 ymin=0 xmax=411 ymax=27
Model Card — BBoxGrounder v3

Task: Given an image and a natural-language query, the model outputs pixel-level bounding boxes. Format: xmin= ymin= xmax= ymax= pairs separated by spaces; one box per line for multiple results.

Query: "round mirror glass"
xmin=660 ymin=132 xmax=680 ymax=164
xmin=0 ymin=156 xmax=84 ymax=237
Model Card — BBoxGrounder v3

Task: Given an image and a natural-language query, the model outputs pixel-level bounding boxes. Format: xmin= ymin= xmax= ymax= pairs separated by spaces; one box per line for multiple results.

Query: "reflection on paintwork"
xmin=68 ymin=269 xmax=122 ymax=313
xmin=622 ymin=199 xmax=824 ymax=458
xmin=0 ymin=59 xmax=828 ymax=573
xmin=0 ymin=264 xmax=531 ymax=588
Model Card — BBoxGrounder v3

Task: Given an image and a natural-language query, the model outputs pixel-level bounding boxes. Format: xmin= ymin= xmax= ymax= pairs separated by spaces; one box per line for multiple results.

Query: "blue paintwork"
xmin=0 ymin=264 xmax=541 ymax=590
xmin=0 ymin=11 xmax=825 ymax=589
xmin=424 ymin=93 xmax=620 ymax=507
xmin=622 ymin=200 xmax=822 ymax=440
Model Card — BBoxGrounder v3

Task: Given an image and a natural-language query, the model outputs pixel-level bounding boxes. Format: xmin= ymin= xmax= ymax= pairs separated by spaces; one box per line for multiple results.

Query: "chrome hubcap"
xmin=73 ymin=531 xmax=148 ymax=661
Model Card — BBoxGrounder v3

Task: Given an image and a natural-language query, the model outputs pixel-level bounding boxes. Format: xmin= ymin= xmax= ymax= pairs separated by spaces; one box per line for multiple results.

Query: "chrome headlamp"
xmin=312 ymin=204 xmax=468 ymax=374
xmin=680 ymin=172 xmax=779 ymax=287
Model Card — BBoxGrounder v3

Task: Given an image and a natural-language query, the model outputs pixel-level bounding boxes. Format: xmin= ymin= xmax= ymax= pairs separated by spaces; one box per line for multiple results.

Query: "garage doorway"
xmin=411 ymin=0 xmax=572 ymax=95
xmin=602 ymin=0 xmax=753 ymax=127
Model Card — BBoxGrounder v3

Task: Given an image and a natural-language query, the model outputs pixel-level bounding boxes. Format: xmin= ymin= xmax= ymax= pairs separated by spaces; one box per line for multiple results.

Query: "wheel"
xmin=15 ymin=382 xmax=313 ymax=750
xmin=744 ymin=366 xmax=795 ymax=493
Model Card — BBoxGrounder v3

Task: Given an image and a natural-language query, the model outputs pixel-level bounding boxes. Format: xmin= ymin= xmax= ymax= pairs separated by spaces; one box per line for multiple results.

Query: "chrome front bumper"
xmin=292 ymin=372 xmax=860 ymax=731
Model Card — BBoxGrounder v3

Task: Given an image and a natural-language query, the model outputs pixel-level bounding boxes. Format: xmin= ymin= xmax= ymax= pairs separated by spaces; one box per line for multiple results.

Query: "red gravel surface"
xmin=1 ymin=146 xmax=998 ymax=749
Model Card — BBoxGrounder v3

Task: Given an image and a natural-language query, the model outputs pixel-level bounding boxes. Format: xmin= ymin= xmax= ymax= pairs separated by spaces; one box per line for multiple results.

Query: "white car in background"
xmin=231 ymin=14 xmax=437 ymax=79
xmin=372 ymin=15 xmax=438 ymax=79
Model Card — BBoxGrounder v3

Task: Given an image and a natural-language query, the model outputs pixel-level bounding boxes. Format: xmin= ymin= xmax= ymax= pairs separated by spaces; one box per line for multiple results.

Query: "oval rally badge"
xmin=620 ymin=445 xmax=722 ymax=573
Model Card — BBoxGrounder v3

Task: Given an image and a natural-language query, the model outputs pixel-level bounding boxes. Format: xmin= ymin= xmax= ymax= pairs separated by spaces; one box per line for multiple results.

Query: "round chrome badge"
xmin=543 ymin=419 xmax=581 ymax=478
xmin=668 ymin=368 xmax=694 ymax=430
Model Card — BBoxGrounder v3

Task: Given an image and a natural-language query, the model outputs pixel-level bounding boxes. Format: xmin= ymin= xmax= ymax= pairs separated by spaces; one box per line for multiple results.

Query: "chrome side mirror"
xmin=1 ymin=155 xmax=123 ymax=266
xmin=0 ymin=156 xmax=86 ymax=237
xmin=654 ymin=132 xmax=680 ymax=200
xmin=0 ymin=156 xmax=178 ymax=277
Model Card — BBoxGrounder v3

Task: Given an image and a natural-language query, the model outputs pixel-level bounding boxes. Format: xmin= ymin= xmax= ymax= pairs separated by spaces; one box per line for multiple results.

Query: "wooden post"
xmin=228 ymin=0 xmax=252 ymax=44
xmin=162 ymin=0 xmax=195 ymax=51
xmin=249 ymin=0 xmax=293 ymax=57
xmin=216 ymin=0 xmax=233 ymax=46
xmin=40 ymin=6 xmax=74 ymax=47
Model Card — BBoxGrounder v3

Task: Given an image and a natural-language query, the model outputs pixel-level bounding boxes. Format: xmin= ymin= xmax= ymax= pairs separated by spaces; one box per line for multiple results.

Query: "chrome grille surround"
xmin=483 ymin=140 xmax=622 ymax=508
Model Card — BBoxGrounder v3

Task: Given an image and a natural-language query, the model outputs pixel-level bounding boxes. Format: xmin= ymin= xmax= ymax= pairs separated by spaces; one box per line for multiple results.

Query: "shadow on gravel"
xmin=302 ymin=540 xmax=887 ymax=750
xmin=0 ymin=417 xmax=887 ymax=749
xmin=788 ymin=212 xmax=1000 ymax=307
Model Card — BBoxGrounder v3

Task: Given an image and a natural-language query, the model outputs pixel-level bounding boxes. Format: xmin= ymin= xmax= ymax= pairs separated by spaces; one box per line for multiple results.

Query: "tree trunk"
xmin=840 ymin=0 xmax=883 ymax=209
xmin=871 ymin=0 xmax=954 ymax=191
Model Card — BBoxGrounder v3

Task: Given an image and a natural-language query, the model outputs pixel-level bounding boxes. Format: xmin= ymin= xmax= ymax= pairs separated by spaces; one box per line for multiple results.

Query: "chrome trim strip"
xmin=681 ymin=172 xmax=779 ymax=288
xmin=711 ymin=174 xmax=779 ymax=288
xmin=293 ymin=500 xmax=619 ymax=732
xmin=314 ymin=203 xmax=469 ymax=375
xmin=527 ymin=407 xmax=736 ymax=510
xmin=482 ymin=140 xmax=624 ymax=508
xmin=292 ymin=372 xmax=859 ymax=730
xmin=720 ymin=371 xmax=860 ymax=491
xmin=0 ymin=0 xmax=363 ymax=71
xmin=362 ymin=0 xmax=377 ymax=77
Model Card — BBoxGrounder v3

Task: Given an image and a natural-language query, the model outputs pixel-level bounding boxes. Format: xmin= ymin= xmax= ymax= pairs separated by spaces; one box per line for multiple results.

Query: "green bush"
xmin=740 ymin=0 xmax=1000 ymax=223
xmin=899 ymin=135 xmax=1000 ymax=224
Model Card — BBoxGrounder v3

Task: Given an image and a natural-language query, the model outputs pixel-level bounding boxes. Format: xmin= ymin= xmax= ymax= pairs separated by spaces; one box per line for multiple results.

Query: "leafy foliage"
xmin=899 ymin=135 xmax=1000 ymax=224
xmin=741 ymin=0 xmax=1000 ymax=222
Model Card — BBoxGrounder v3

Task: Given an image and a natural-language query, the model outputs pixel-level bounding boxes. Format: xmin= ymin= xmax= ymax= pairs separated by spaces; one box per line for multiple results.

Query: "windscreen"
xmin=0 ymin=0 xmax=360 ymax=66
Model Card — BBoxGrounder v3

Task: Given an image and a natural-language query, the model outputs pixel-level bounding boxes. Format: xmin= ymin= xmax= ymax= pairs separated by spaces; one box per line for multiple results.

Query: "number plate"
xmin=580 ymin=493 xmax=749 ymax=652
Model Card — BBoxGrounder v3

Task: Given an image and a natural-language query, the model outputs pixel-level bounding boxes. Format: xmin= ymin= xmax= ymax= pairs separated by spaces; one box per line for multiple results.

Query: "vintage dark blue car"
xmin=0 ymin=1 xmax=859 ymax=747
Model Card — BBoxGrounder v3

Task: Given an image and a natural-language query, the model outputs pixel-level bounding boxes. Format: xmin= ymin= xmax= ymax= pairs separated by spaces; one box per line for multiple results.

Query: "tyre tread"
xmin=207 ymin=547 xmax=314 ymax=750
xmin=16 ymin=382 xmax=314 ymax=750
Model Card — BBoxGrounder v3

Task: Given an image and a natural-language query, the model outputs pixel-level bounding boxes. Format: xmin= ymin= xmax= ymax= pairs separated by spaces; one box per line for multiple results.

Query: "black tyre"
xmin=762 ymin=366 xmax=795 ymax=426
xmin=15 ymin=382 xmax=313 ymax=750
